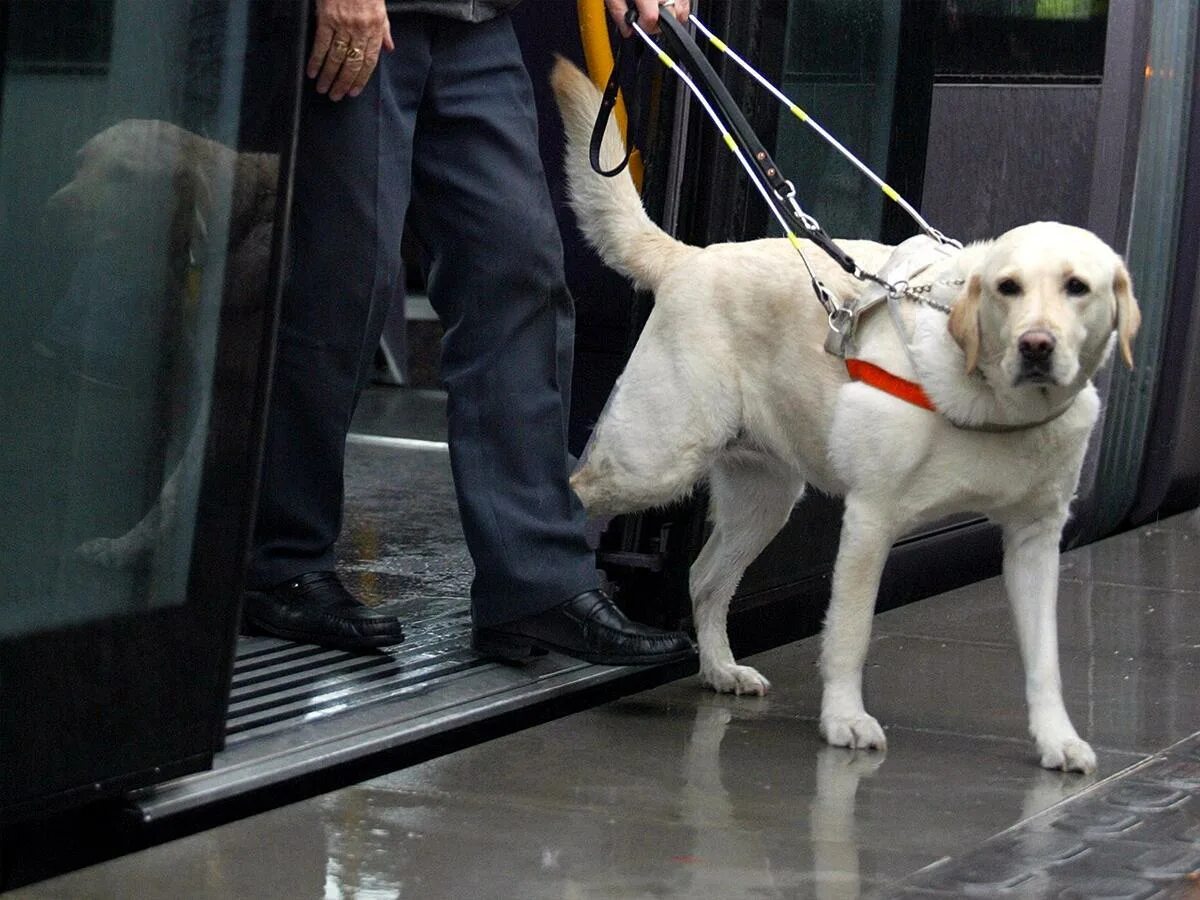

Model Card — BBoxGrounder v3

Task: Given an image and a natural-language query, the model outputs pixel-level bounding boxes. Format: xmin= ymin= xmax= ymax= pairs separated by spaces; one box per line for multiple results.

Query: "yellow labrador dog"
xmin=552 ymin=59 xmax=1140 ymax=773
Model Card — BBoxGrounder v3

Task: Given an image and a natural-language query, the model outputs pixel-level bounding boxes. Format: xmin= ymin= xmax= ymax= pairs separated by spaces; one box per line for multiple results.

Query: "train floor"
xmin=17 ymin=504 xmax=1200 ymax=898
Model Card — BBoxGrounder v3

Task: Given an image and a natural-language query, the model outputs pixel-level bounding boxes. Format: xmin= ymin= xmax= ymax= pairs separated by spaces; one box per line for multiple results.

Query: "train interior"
xmin=2 ymin=0 xmax=1199 ymax=893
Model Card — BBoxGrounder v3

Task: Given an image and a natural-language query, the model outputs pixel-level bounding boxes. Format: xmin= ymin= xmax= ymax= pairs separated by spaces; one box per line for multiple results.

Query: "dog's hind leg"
xmin=1002 ymin=517 xmax=1096 ymax=773
xmin=819 ymin=495 xmax=901 ymax=751
xmin=572 ymin=333 xmax=739 ymax=516
xmin=691 ymin=453 xmax=804 ymax=696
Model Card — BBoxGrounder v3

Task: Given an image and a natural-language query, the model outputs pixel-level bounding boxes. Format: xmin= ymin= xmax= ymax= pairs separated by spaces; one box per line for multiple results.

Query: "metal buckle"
xmin=828 ymin=306 xmax=853 ymax=334
xmin=824 ymin=306 xmax=856 ymax=357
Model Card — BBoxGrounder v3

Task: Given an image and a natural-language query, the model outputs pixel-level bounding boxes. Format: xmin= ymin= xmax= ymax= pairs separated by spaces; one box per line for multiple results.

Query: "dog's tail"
xmin=551 ymin=57 xmax=691 ymax=293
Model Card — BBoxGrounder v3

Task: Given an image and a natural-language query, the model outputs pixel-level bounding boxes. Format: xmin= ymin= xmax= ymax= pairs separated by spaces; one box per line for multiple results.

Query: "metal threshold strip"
xmin=129 ymin=605 xmax=679 ymax=823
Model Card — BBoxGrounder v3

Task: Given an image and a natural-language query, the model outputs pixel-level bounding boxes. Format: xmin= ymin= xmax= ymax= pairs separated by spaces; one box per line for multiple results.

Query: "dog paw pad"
xmin=1040 ymin=738 xmax=1097 ymax=774
xmin=76 ymin=537 xmax=123 ymax=566
xmin=701 ymin=664 xmax=771 ymax=697
xmin=75 ymin=536 xmax=143 ymax=569
xmin=820 ymin=714 xmax=887 ymax=751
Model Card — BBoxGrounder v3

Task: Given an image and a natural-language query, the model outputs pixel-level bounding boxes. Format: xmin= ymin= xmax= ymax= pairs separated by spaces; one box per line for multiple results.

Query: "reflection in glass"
xmin=774 ymin=1 xmax=901 ymax=239
xmin=0 ymin=1 xmax=275 ymax=637
xmin=933 ymin=0 xmax=1108 ymax=82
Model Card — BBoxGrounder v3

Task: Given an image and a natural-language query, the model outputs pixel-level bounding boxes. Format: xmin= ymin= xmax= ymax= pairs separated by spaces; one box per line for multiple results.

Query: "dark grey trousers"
xmin=249 ymin=12 xmax=597 ymax=626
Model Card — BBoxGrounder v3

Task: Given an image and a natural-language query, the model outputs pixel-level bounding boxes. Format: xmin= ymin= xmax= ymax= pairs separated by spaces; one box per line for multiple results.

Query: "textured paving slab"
xmin=889 ymin=732 xmax=1200 ymax=898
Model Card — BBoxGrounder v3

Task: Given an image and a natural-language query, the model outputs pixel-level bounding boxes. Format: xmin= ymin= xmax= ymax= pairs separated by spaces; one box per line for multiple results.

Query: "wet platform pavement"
xmin=18 ymin=507 xmax=1199 ymax=898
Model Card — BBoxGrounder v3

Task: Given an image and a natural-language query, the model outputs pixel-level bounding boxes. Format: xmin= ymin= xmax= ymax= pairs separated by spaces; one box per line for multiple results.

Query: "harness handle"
xmin=589 ymin=6 xmax=643 ymax=178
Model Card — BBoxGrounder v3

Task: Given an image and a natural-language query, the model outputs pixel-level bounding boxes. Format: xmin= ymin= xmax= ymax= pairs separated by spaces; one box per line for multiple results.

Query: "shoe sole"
xmin=472 ymin=629 xmax=695 ymax=667
xmin=241 ymin=615 xmax=405 ymax=652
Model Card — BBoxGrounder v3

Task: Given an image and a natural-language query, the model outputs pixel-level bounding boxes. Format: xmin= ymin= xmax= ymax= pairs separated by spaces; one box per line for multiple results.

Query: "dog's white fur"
xmin=552 ymin=59 xmax=1142 ymax=773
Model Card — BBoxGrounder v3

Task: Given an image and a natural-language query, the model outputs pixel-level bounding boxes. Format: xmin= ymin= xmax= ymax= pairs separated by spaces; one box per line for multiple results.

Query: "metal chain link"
xmin=897 ymin=279 xmax=964 ymax=315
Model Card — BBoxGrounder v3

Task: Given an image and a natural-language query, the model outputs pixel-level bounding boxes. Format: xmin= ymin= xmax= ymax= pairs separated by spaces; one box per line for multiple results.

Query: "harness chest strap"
xmin=845 ymin=358 xmax=936 ymax=412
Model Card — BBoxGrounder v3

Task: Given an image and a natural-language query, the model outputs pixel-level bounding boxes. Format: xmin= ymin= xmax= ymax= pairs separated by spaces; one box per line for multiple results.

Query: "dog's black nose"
xmin=1018 ymin=330 xmax=1056 ymax=362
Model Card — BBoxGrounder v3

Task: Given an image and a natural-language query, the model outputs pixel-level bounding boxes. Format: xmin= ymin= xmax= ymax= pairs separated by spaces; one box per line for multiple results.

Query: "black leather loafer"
xmin=242 ymin=571 xmax=405 ymax=651
xmin=472 ymin=589 xmax=695 ymax=666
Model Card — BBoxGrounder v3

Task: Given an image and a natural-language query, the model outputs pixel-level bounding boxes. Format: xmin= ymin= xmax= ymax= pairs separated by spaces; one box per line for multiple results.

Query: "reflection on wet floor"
xmin=340 ymin=385 xmax=470 ymax=611
xmin=337 ymin=438 xmax=471 ymax=610
xmin=19 ymin=506 xmax=1200 ymax=898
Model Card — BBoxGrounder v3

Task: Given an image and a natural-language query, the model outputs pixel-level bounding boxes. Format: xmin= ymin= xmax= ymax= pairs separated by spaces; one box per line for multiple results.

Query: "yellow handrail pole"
xmin=577 ymin=0 xmax=644 ymax=190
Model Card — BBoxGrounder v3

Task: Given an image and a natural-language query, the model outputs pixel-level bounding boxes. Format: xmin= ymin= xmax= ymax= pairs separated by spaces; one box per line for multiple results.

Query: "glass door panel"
xmin=0 ymin=0 xmax=302 ymax=823
xmin=774 ymin=0 xmax=902 ymax=239
xmin=1 ymin=1 xmax=254 ymax=635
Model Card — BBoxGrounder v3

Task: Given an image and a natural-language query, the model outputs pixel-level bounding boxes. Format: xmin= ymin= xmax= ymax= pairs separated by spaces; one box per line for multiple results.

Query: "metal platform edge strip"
xmin=127 ymin=651 xmax=676 ymax=824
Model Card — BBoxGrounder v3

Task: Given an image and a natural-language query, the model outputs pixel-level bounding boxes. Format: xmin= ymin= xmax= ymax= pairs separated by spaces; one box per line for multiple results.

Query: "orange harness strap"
xmin=845 ymin=358 xmax=937 ymax=412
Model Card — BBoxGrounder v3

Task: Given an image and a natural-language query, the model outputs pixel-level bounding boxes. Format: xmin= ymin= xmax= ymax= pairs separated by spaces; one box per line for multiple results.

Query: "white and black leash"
xmin=686 ymin=14 xmax=959 ymax=249
xmin=590 ymin=3 xmax=963 ymax=353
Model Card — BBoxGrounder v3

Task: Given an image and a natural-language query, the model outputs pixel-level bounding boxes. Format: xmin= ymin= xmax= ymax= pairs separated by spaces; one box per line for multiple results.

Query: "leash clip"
xmin=926 ymin=227 xmax=963 ymax=249
xmin=780 ymin=189 xmax=823 ymax=236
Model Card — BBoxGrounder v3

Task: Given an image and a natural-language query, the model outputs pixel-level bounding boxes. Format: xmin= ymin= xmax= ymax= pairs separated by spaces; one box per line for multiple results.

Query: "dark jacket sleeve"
xmin=385 ymin=0 xmax=523 ymax=22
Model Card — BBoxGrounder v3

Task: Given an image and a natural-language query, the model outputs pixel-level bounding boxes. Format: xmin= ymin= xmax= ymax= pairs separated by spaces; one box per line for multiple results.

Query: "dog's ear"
xmin=170 ymin=141 xmax=213 ymax=259
xmin=948 ymin=273 xmax=983 ymax=374
xmin=1113 ymin=262 xmax=1141 ymax=369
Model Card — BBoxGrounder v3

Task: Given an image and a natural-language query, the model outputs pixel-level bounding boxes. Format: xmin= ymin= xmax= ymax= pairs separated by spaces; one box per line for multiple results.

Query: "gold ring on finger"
xmin=347 ymin=46 xmax=365 ymax=62
xmin=331 ymin=38 xmax=350 ymax=57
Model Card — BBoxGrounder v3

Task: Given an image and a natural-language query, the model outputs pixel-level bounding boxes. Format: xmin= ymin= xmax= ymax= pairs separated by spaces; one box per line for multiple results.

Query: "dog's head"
xmin=947 ymin=222 xmax=1141 ymax=390
xmin=48 ymin=119 xmax=216 ymax=255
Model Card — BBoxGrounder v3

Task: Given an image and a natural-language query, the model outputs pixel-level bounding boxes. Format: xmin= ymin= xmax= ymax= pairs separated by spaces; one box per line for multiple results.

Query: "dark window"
xmin=5 ymin=1 xmax=114 ymax=74
xmin=934 ymin=0 xmax=1108 ymax=83
xmin=783 ymin=1 xmax=893 ymax=83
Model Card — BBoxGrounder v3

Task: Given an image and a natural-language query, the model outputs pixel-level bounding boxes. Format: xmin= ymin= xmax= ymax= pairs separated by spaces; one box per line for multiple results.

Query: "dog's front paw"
xmin=820 ymin=713 xmax=887 ymax=751
xmin=1039 ymin=737 xmax=1097 ymax=774
xmin=75 ymin=535 xmax=149 ymax=570
xmin=701 ymin=663 xmax=771 ymax=697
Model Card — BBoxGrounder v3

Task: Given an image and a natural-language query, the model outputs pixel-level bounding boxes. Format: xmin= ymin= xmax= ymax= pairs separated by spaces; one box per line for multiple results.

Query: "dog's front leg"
xmin=819 ymin=496 xmax=897 ymax=751
xmin=75 ymin=416 xmax=197 ymax=569
xmin=1002 ymin=518 xmax=1096 ymax=773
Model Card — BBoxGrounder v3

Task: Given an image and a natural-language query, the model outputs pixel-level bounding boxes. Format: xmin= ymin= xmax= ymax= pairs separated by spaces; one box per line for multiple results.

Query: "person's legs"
xmin=406 ymin=16 xmax=692 ymax=664
xmin=244 ymin=16 xmax=430 ymax=648
xmin=407 ymin=16 xmax=595 ymax=627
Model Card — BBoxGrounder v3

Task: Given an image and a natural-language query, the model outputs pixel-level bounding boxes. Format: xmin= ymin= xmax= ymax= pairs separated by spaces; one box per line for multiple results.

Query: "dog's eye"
xmin=996 ymin=278 xmax=1022 ymax=297
xmin=1065 ymin=276 xmax=1090 ymax=296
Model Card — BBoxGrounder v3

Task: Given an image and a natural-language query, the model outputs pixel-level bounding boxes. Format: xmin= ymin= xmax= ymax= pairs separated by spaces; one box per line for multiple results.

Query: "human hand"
xmin=308 ymin=0 xmax=394 ymax=101
xmin=605 ymin=0 xmax=691 ymax=39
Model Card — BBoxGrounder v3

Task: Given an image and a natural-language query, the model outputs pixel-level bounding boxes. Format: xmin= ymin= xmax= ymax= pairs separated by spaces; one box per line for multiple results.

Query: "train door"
xmin=0 ymin=0 xmax=304 ymax=824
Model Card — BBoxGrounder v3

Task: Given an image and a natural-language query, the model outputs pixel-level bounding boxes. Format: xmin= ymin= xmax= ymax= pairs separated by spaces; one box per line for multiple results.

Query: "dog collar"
xmin=845 ymin=358 xmax=936 ymax=412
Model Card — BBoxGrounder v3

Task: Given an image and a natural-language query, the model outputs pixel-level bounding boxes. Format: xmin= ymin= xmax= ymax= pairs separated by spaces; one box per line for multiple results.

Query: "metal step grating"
xmin=227 ymin=606 xmax=483 ymax=743
xmin=129 ymin=437 xmax=687 ymax=823
xmin=129 ymin=604 xmax=661 ymax=823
